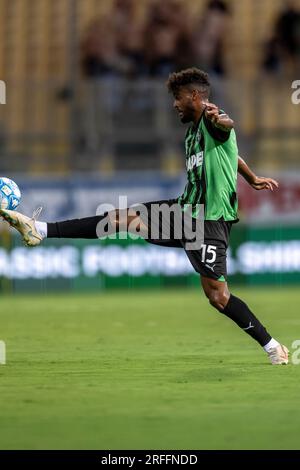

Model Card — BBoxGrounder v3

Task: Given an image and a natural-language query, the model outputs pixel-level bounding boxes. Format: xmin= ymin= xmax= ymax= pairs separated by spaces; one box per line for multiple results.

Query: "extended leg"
xmin=0 ymin=208 xmax=148 ymax=245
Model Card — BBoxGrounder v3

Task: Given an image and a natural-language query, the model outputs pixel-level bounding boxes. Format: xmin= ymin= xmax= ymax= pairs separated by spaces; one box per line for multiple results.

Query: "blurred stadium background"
xmin=0 ymin=0 xmax=299 ymax=292
xmin=0 ymin=0 xmax=300 ymax=293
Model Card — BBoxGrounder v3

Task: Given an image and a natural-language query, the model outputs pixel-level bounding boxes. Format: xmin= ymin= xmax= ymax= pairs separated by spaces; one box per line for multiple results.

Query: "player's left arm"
xmin=238 ymin=155 xmax=279 ymax=191
xmin=204 ymin=104 xmax=278 ymax=191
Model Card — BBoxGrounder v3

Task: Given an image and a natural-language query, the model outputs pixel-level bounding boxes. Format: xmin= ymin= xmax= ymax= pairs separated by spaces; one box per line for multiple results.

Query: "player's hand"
xmin=204 ymin=102 xmax=219 ymax=122
xmin=204 ymin=102 xmax=234 ymax=130
xmin=251 ymin=176 xmax=279 ymax=191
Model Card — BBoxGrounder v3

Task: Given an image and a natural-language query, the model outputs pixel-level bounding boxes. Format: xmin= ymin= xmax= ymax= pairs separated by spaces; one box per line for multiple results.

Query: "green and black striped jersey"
xmin=178 ymin=111 xmax=239 ymax=221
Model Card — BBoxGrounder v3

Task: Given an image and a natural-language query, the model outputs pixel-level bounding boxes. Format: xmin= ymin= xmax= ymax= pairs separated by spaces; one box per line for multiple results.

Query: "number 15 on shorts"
xmin=201 ymin=244 xmax=217 ymax=264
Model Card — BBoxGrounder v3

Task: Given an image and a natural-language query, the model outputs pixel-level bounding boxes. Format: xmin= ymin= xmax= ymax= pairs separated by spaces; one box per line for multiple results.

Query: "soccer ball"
xmin=0 ymin=177 xmax=21 ymax=210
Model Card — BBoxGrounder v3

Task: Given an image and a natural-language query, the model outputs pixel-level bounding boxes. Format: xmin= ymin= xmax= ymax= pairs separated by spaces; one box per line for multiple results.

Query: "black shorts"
xmin=135 ymin=199 xmax=233 ymax=281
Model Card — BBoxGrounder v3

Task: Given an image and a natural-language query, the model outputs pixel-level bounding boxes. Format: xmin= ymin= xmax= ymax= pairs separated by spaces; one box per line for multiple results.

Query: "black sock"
xmin=47 ymin=215 xmax=110 ymax=239
xmin=222 ymin=294 xmax=272 ymax=346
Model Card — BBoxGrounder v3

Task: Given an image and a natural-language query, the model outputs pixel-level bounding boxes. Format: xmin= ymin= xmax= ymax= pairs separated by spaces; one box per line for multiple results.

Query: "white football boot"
xmin=0 ymin=207 xmax=43 ymax=246
xmin=267 ymin=344 xmax=289 ymax=365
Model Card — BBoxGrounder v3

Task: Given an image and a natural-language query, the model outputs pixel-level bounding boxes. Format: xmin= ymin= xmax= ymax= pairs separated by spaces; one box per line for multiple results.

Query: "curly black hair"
xmin=166 ymin=68 xmax=210 ymax=96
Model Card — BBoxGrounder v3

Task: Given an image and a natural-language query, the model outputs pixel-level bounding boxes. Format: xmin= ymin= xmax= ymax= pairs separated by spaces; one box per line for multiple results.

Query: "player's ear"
xmin=191 ymin=89 xmax=199 ymax=101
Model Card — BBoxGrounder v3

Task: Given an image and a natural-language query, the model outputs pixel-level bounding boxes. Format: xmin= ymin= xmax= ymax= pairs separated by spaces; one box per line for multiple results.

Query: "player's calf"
xmin=201 ymin=276 xmax=289 ymax=365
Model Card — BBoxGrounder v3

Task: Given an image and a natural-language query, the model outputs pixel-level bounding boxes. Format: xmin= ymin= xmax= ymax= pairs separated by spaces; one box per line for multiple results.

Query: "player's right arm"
xmin=238 ymin=156 xmax=279 ymax=191
xmin=204 ymin=102 xmax=234 ymax=132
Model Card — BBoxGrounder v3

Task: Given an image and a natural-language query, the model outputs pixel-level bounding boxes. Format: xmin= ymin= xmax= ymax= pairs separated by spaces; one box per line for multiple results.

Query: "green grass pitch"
xmin=0 ymin=287 xmax=300 ymax=449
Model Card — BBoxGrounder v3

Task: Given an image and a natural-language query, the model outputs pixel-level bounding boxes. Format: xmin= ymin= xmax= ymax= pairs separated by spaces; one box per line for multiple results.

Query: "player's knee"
xmin=208 ymin=290 xmax=230 ymax=312
xmin=109 ymin=209 xmax=120 ymax=226
xmin=95 ymin=209 xmax=122 ymax=238
xmin=107 ymin=209 xmax=124 ymax=231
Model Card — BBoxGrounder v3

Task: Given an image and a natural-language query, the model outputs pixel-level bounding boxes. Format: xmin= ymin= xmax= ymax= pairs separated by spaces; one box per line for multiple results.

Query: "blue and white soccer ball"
xmin=0 ymin=177 xmax=21 ymax=210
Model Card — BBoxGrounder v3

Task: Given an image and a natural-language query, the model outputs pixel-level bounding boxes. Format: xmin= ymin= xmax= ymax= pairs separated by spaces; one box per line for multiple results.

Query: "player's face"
xmin=173 ymin=87 xmax=197 ymax=123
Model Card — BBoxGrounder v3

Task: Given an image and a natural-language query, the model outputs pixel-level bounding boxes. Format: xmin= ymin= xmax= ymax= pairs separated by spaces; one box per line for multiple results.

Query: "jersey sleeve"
xmin=203 ymin=110 xmax=231 ymax=143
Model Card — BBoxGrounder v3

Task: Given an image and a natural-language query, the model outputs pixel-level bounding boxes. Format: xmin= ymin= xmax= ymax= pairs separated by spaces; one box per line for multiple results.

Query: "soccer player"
xmin=0 ymin=68 xmax=288 ymax=364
